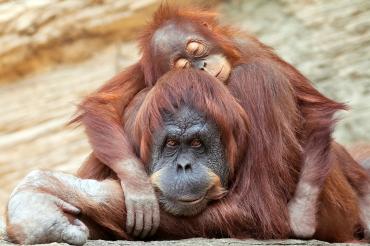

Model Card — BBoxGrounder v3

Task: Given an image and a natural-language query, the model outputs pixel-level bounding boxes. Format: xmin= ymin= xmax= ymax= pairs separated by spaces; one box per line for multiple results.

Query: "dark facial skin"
xmin=152 ymin=21 xmax=232 ymax=83
xmin=149 ymin=106 xmax=228 ymax=216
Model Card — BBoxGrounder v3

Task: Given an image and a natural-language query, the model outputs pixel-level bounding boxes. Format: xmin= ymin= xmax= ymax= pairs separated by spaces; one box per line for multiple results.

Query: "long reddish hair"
xmin=72 ymin=3 xmax=353 ymax=241
xmin=133 ymin=69 xmax=249 ymax=179
xmin=129 ymin=69 xmax=292 ymax=239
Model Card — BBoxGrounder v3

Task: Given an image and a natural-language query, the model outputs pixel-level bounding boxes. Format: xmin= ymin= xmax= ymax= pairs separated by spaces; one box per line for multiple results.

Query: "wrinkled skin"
xmin=5 ymin=106 xmax=228 ymax=245
xmin=8 ymin=191 xmax=88 ymax=245
xmin=6 ymin=171 xmax=92 ymax=245
xmin=149 ymin=106 xmax=228 ymax=216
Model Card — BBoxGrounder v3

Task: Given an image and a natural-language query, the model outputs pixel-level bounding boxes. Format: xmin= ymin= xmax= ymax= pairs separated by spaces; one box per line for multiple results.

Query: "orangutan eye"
xmin=190 ymin=139 xmax=202 ymax=148
xmin=186 ymin=41 xmax=207 ymax=57
xmin=174 ymin=58 xmax=190 ymax=69
xmin=166 ymin=139 xmax=179 ymax=148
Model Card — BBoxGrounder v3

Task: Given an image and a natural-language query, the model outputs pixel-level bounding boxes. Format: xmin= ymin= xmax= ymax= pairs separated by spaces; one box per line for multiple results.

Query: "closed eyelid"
xmin=174 ymin=58 xmax=190 ymax=69
xmin=186 ymin=40 xmax=208 ymax=56
xmin=170 ymin=52 xmax=186 ymax=68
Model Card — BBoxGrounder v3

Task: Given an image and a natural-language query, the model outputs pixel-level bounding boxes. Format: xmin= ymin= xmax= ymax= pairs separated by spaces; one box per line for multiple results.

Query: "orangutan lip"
xmin=215 ymin=65 xmax=224 ymax=78
xmin=177 ymin=195 xmax=205 ymax=205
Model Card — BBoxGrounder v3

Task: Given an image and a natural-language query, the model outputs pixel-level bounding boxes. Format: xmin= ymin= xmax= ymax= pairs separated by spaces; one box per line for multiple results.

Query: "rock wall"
xmin=0 ymin=0 xmax=159 ymax=82
xmin=0 ymin=0 xmax=369 ymax=226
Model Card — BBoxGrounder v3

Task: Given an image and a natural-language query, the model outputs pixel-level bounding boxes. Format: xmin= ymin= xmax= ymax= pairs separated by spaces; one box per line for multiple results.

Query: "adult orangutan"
xmin=72 ymin=4 xmax=367 ymax=238
xmin=6 ymin=70 xmax=370 ymax=245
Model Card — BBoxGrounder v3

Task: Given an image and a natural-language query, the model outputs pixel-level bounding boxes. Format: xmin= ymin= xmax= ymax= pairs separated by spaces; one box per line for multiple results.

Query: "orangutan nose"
xmin=176 ymin=161 xmax=192 ymax=173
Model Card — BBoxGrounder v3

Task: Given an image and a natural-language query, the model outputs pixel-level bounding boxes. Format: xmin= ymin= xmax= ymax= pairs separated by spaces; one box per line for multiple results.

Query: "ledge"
xmin=0 ymin=238 xmax=355 ymax=246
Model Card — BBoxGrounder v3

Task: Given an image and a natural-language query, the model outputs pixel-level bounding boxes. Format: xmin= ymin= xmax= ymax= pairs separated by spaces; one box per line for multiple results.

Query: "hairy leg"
xmin=336 ymin=143 xmax=370 ymax=240
xmin=313 ymin=143 xmax=369 ymax=242
xmin=314 ymin=165 xmax=363 ymax=242
xmin=6 ymin=170 xmax=128 ymax=245
xmin=344 ymin=144 xmax=370 ymax=240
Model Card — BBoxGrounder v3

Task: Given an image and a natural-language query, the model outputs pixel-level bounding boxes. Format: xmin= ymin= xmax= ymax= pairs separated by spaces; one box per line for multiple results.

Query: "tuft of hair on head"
xmin=133 ymin=69 xmax=249 ymax=178
xmin=147 ymin=2 xmax=218 ymax=35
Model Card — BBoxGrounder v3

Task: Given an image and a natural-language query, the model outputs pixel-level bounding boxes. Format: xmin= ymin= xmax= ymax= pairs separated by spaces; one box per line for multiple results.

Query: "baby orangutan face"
xmin=149 ymin=106 xmax=228 ymax=216
xmin=152 ymin=21 xmax=232 ymax=83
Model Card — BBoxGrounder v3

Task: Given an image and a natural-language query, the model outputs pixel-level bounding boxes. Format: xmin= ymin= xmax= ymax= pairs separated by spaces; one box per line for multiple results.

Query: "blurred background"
xmin=0 ymin=0 xmax=370 ymax=215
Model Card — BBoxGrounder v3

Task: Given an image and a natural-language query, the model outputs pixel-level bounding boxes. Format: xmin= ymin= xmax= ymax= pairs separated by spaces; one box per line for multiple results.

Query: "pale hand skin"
xmin=288 ymin=181 xmax=319 ymax=238
xmin=117 ymin=159 xmax=160 ymax=238
xmin=6 ymin=170 xmax=90 ymax=245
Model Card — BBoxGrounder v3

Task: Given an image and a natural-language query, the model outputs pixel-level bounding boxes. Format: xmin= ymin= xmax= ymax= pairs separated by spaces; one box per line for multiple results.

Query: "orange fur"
xmin=71 ymin=4 xmax=368 ymax=242
xmin=75 ymin=70 xmax=368 ymax=242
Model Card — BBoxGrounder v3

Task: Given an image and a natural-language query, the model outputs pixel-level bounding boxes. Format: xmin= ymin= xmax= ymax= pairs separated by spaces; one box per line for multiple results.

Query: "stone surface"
xmin=0 ymin=0 xmax=158 ymax=83
xmin=0 ymin=238 xmax=358 ymax=246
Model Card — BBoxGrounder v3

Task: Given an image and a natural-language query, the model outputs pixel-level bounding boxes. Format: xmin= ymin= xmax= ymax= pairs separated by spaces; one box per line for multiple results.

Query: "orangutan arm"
xmin=6 ymin=170 xmax=128 ymax=245
xmin=76 ymin=65 xmax=159 ymax=238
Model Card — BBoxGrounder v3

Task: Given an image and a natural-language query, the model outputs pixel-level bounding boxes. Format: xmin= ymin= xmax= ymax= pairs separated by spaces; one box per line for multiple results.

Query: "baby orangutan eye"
xmin=186 ymin=41 xmax=207 ymax=57
xmin=190 ymin=139 xmax=202 ymax=148
xmin=174 ymin=58 xmax=190 ymax=69
xmin=166 ymin=139 xmax=179 ymax=148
